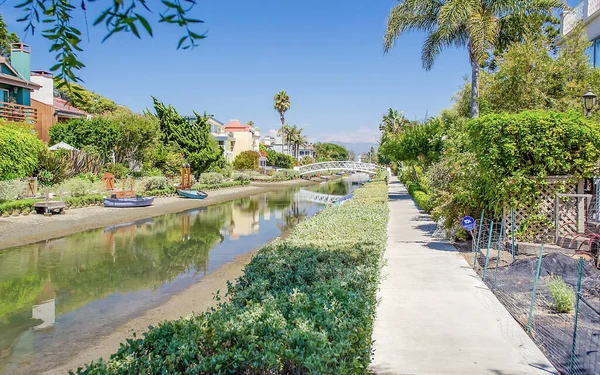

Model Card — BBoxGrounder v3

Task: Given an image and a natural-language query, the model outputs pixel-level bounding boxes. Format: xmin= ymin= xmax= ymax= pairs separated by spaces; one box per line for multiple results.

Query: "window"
xmin=0 ymin=89 xmax=8 ymax=103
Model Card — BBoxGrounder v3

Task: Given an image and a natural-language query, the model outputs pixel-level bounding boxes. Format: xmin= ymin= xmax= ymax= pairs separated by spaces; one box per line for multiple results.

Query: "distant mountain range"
xmin=331 ymin=141 xmax=378 ymax=155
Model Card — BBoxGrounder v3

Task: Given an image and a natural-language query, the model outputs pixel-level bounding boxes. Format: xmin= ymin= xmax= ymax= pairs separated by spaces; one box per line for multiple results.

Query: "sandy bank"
xmin=0 ymin=179 xmax=315 ymax=250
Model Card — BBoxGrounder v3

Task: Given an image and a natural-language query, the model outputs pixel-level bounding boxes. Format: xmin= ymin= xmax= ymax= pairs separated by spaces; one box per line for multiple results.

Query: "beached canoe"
xmin=176 ymin=189 xmax=208 ymax=199
xmin=333 ymin=193 xmax=354 ymax=205
xmin=104 ymin=196 xmax=154 ymax=208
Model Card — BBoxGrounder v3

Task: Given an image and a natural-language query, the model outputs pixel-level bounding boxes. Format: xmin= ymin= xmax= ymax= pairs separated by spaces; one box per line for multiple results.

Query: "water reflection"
xmin=0 ymin=185 xmax=340 ymax=375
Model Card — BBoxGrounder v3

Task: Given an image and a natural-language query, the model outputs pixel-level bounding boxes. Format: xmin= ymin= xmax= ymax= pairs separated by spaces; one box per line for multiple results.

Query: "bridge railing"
xmin=294 ymin=161 xmax=382 ymax=175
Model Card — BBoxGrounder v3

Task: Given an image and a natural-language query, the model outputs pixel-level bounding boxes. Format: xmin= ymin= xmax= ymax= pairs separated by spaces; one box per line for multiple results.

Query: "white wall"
xmin=30 ymin=75 xmax=53 ymax=105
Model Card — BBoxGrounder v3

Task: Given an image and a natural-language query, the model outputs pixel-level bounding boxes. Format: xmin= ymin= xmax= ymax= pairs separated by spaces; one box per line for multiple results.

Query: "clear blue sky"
xmin=2 ymin=0 xmax=471 ymax=144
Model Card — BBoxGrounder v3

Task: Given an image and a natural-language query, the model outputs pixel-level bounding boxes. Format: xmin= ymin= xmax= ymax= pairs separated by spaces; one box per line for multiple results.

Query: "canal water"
xmin=0 ymin=178 xmax=361 ymax=375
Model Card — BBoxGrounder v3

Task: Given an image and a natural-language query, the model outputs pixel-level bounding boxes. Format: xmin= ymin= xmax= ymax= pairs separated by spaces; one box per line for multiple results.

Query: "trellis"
xmin=502 ymin=176 xmax=583 ymax=243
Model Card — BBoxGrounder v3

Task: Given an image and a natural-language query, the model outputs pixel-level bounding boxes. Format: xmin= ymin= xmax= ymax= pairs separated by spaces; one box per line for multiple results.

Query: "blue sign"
xmin=461 ymin=216 xmax=475 ymax=231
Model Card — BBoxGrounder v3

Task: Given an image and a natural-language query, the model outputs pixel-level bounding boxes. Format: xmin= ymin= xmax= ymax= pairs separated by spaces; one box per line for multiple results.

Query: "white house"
xmin=560 ymin=0 xmax=600 ymax=66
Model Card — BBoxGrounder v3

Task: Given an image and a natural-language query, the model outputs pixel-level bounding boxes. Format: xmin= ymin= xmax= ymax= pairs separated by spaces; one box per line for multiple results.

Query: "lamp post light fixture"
xmin=583 ymin=89 xmax=597 ymax=117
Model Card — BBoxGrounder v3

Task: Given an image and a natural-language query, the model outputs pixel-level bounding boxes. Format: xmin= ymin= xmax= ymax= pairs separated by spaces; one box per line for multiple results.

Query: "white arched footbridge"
xmin=294 ymin=161 xmax=382 ymax=176
xmin=296 ymin=189 xmax=343 ymax=204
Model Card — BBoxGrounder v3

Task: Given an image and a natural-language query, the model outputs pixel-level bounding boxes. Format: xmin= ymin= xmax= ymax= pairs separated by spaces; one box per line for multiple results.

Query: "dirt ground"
xmin=0 ymin=179 xmax=315 ymax=251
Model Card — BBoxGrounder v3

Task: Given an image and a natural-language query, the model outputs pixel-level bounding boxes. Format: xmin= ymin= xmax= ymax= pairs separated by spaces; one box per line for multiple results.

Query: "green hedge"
xmin=406 ymin=181 xmax=431 ymax=212
xmin=71 ymin=181 xmax=389 ymax=374
xmin=0 ymin=199 xmax=37 ymax=215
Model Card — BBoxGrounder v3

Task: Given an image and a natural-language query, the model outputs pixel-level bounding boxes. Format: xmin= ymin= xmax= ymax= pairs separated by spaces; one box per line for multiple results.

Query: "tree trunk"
xmin=470 ymin=54 xmax=480 ymax=118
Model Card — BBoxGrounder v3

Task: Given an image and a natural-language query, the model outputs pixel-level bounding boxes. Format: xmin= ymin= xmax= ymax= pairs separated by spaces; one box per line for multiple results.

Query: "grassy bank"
xmin=71 ymin=180 xmax=389 ymax=374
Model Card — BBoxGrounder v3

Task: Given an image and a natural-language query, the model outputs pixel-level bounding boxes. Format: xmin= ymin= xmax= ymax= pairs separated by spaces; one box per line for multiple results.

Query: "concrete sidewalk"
xmin=370 ymin=178 xmax=557 ymax=375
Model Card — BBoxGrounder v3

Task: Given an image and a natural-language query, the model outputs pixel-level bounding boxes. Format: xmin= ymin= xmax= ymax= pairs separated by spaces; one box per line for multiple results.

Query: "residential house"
xmin=208 ymin=117 xmax=236 ymax=163
xmin=225 ymin=119 xmax=262 ymax=157
xmin=30 ymin=70 xmax=90 ymax=142
xmin=0 ymin=44 xmax=89 ymax=143
xmin=560 ymin=1 xmax=600 ymax=65
xmin=263 ymin=134 xmax=291 ymax=155
xmin=0 ymin=43 xmax=41 ymax=125
xmin=297 ymin=144 xmax=316 ymax=161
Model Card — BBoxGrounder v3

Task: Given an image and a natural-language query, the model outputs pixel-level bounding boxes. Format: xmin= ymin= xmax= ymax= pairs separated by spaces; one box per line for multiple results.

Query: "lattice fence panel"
xmin=504 ymin=177 xmax=581 ymax=243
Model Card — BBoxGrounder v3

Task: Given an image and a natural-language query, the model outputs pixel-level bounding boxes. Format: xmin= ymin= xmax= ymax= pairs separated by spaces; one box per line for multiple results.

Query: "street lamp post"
xmin=583 ymin=89 xmax=597 ymax=117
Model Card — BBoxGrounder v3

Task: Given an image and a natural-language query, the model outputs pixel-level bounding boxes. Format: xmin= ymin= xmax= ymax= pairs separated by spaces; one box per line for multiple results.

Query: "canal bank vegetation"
xmin=70 ymin=179 xmax=389 ymax=374
xmin=378 ymin=26 xmax=600 ymax=239
xmin=0 ymin=99 xmax=303 ymax=216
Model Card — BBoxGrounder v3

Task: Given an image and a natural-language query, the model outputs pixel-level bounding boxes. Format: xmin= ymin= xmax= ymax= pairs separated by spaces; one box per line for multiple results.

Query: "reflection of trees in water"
xmin=277 ymin=201 xmax=309 ymax=233
xmin=0 ymin=206 xmax=229 ymax=327
xmin=313 ymin=180 xmax=350 ymax=196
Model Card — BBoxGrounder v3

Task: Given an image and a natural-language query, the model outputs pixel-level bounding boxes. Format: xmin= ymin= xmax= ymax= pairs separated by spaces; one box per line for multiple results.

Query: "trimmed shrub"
xmin=71 ymin=181 xmax=389 ymax=374
xmin=548 ymin=275 xmax=575 ymax=313
xmin=233 ymin=151 xmax=259 ymax=170
xmin=196 ymin=172 xmax=224 ymax=185
xmin=0 ymin=123 xmax=45 ymax=181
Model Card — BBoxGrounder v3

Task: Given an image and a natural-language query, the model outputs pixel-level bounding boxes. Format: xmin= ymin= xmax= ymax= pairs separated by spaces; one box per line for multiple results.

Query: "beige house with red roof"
xmin=224 ymin=119 xmax=261 ymax=157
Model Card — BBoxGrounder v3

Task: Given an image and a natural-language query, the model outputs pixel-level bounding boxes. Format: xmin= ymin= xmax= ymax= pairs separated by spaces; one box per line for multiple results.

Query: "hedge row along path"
xmin=370 ymin=177 xmax=557 ymax=375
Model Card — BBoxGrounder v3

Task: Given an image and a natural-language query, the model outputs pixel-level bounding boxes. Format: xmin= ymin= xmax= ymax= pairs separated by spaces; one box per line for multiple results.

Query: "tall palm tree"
xmin=273 ymin=91 xmax=291 ymax=153
xmin=383 ymin=0 xmax=562 ymax=118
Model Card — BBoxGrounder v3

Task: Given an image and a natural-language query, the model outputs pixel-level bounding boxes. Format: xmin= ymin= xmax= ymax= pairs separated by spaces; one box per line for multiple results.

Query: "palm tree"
xmin=288 ymin=126 xmax=306 ymax=159
xmin=273 ymin=91 xmax=291 ymax=153
xmin=279 ymin=124 xmax=292 ymax=156
xmin=383 ymin=0 xmax=562 ymax=118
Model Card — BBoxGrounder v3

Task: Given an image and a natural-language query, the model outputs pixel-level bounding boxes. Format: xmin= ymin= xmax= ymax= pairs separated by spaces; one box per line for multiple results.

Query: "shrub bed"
xmin=71 ymin=180 xmax=389 ymax=374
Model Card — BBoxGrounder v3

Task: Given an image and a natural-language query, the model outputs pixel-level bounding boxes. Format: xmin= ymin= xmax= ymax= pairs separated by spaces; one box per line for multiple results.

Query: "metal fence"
xmin=471 ymin=213 xmax=600 ymax=375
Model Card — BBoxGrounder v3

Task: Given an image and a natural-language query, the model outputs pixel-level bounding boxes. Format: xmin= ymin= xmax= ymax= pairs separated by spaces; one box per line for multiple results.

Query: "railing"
xmin=294 ymin=161 xmax=382 ymax=175
xmin=0 ymin=102 xmax=38 ymax=123
xmin=562 ymin=0 xmax=600 ymax=36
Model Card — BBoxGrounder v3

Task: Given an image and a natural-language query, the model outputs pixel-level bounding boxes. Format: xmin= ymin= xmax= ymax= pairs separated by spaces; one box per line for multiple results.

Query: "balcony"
xmin=0 ymin=102 xmax=38 ymax=123
xmin=562 ymin=0 xmax=600 ymax=37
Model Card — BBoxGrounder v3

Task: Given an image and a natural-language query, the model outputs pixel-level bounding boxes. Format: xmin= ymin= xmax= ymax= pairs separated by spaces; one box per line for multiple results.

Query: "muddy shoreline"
xmin=0 ymin=179 xmax=316 ymax=251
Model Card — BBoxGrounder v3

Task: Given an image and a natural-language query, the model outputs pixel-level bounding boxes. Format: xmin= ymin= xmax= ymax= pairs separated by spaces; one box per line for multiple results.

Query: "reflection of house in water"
xmin=32 ymin=280 xmax=56 ymax=331
xmin=226 ymin=202 xmax=260 ymax=240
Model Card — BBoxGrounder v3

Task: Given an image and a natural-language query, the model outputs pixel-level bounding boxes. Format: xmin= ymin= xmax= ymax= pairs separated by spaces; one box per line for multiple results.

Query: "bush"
xmin=547 ymin=275 xmax=575 ymax=313
xmin=137 ymin=176 xmax=171 ymax=192
xmin=231 ymin=171 xmax=252 ymax=182
xmin=58 ymin=178 xmax=98 ymax=197
xmin=0 ymin=123 xmax=45 ymax=181
xmin=71 ymin=181 xmax=389 ymax=374
xmin=196 ymin=172 xmax=224 ymax=185
xmin=233 ymin=151 xmax=259 ymax=170
xmin=301 ymin=156 xmax=315 ymax=165
xmin=103 ymin=163 xmax=129 ymax=179
xmin=271 ymin=169 xmax=300 ymax=181
xmin=0 ymin=180 xmax=27 ymax=202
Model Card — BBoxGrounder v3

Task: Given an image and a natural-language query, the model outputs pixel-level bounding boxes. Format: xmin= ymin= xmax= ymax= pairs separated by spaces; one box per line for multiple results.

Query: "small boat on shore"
xmin=176 ymin=189 xmax=208 ymax=199
xmin=104 ymin=196 xmax=154 ymax=208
